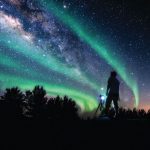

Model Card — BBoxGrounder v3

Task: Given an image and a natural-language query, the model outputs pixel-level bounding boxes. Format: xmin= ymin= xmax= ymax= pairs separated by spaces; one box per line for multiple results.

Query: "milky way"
xmin=1 ymin=0 xmax=149 ymax=112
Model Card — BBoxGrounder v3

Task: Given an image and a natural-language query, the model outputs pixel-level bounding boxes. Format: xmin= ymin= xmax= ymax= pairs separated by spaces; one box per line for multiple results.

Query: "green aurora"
xmin=40 ymin=0 xmax=139 ymax=107
xmin=0 ymin=22 xmax=99 ymax=112
xmin=0 ymin=0 xmax=140 ymax=113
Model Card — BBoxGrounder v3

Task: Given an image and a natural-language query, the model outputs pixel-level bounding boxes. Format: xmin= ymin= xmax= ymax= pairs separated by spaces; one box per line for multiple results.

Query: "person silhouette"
xmin=105 ymin=71 xmax=120 ymax=117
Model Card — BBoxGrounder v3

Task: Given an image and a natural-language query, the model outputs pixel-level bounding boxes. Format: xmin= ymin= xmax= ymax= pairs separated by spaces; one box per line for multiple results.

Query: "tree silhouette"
xmin=26 ymin=86 xmax=47 ymax=119
xmin=138 ymin=109 xmax=146 ymax=119
xmin=0 ymin=87 xmax=24 ymax=119
xmin=62 ymin=96 xmax=78 ymax=119
xmin=47 ymin=95 xmax=79 ymax=120
xmin=0 ymin=86 xmax=79 ymax=120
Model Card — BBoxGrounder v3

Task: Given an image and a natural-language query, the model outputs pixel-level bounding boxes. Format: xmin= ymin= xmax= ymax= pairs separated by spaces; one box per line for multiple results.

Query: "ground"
xmin=0 ymin=120 xmax=149 ymax=149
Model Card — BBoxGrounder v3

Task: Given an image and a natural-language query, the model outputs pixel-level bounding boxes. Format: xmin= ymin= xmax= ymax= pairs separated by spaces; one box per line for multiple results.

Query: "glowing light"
xmin=101 ymin=95 xmax=105 ymax=101
xmin=63 ymin=5 xmax=67 ymax=9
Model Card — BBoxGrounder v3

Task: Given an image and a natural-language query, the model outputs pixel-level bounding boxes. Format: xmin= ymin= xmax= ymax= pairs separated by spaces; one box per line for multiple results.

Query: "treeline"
xmin=1 ymin=86 xmax=150 ymax=120
xmin=105 ymin=107 xmax=150 ymax=120
xmin=0 ymin=86 xmax=79 ymax=120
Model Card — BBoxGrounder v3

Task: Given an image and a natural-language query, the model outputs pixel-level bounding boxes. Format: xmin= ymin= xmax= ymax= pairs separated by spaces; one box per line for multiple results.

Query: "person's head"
xmin=110 ymin=71 xmax=117 ymax=78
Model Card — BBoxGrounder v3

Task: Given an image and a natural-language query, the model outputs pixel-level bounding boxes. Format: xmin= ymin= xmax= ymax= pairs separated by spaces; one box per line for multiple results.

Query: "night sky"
xmin=0 ymin=0 xmax=149 ymax=112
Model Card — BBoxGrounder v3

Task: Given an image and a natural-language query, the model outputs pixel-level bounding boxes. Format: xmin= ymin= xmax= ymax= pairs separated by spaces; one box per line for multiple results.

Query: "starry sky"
xmin=0 ymin=0 xmax=149 ymax=112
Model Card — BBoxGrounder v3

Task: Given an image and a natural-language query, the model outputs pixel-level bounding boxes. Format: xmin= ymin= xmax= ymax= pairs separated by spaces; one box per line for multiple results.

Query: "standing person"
xmin=105 ymin=71 xmax=120 ymax=117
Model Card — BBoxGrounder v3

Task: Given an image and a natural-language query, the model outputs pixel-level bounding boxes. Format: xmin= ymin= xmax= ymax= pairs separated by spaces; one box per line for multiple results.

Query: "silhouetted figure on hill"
xmin=105 ymin=71 xmax=120 ymax=117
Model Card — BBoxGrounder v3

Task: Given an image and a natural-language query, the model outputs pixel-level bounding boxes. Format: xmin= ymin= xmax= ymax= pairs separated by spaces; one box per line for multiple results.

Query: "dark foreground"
xmin=0 ymin=119 xmax=150 ymax=150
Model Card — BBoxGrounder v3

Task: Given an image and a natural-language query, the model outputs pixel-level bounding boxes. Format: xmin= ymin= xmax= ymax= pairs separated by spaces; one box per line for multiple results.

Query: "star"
xmin=100 ymin=87 xmax=104 ymax=91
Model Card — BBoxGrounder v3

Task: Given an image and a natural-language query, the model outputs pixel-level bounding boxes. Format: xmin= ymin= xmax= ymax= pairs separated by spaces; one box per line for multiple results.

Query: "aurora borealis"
xmin=0 ymin=0 xmax=149 ymax=112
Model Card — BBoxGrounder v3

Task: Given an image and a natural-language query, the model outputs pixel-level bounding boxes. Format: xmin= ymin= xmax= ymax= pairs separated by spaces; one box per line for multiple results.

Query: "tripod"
xmin=94 ymin=95 xmax=106 ymax=117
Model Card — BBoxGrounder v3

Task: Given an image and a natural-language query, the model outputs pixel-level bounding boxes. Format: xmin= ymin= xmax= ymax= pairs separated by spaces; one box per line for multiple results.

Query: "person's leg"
xmin=113 ymin=95 xmax=119 ymax=117
xmin=105 ymin=95 xmax=112 ymax=115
